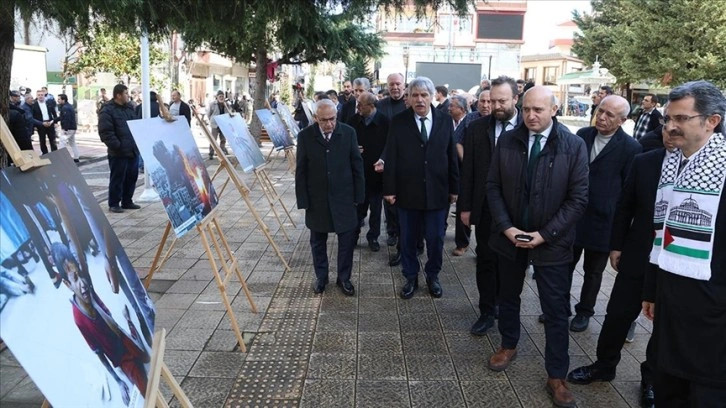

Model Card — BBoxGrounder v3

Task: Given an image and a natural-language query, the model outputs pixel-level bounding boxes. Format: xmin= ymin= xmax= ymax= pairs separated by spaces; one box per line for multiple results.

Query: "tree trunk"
xmin=0 ymin=0 xmax=16 ymax=167
xmin=248 ymin=46 xmax=268 ymax=144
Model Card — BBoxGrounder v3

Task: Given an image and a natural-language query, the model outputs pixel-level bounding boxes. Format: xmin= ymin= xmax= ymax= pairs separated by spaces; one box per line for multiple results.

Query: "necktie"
xmin=325 ymin=132 xmax=331 ymax=142
xmin=527 ymin=134 xmax=543 ymax=186
xmin=678 ymin=158 xmax=688 ymax=175
xmin=501 ymin=121 xmax=510 ymax=132
xmin=420 ymin=117 xmax=428 ymax=142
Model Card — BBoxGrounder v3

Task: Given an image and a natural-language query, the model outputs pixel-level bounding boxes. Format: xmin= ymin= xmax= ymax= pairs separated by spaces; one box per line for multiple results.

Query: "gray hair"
xmin=407 ymin=76 xmax=435 ymax=97
xmin=600 ymin=95 xmax=631 ymax=119
xmin=449 ymin=95 xmax=470 ymax=113
xmin=314 ymin=98 xmax=337 ymax=114
xmin=669 ymin=80 xmax=726 ymax=133
xmin=353 ymin=77 xmax=371 ymax=90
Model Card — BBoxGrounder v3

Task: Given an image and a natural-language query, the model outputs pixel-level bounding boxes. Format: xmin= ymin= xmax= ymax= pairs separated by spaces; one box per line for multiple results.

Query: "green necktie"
xmin=420 ymin=117 xmax=428 ymax=142
xmin=527 ymin=133 xmax=543 ymax=185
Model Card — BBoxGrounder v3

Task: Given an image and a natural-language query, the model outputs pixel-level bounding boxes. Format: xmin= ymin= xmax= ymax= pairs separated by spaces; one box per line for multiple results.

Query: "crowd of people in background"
xmin=294 ymin=73 xmax=726 ymax=408
xmin=5 ymin=69 xmax=725 ymax=408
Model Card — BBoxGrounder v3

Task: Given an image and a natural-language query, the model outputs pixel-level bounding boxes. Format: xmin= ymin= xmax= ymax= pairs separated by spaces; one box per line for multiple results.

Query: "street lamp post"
xmin=403 ymin=46 xmax=410 ymax=84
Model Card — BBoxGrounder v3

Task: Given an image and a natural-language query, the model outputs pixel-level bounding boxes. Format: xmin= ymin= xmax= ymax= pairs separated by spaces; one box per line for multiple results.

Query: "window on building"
xmin=524 ymin=68 xmax=536 ymax=83
xmin=476 ymin=13 xmax=524 ymax=41
xmin=543 ymin=66 xmax=558 ymax=86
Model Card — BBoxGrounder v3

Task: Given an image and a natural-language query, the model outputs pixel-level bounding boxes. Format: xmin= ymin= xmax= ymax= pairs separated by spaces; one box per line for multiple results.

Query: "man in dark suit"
xmin=638 ymin=125 xmax=665 ymax=153
xmin=567 ymin=121 xmax=675 ymax=408
xmin=338 ymin=77 xmax=370 ymax=124
xmin=486 ymin=86 xmax=589 ymax=407
xmin=642 ymin=80 xmax=726 ymax=406
xmin=459 ymin=75 xmax=521 ymax=336
xmin=383 ymin=76 xmax=459 ymax=300
xmin=375 ymin=73 xmax=407 ymax=248
xmin=565 ymin=95 xmax=642 ymax=332
xmin=296 ymin=99 xmax=365 ymax=296
xmin=632 ymin=94 xmax=663 ymax=140
xmin=350 ymin=92 xmax=390 ymax=251
xmin=435 ymin=85 xmax=450 ymax=113
xmin=31 ymin=89 xmax=59 ymax=154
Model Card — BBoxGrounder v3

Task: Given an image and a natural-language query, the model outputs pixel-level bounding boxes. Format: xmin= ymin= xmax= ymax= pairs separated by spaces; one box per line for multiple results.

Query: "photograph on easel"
xmin=215 ymin=114 xmax=265 ymax=172
xmin=255 ymin=109 xmax=294 ymax=151
xmin=0 ymin=150 xmax=155 ymax=408
xmin=127 ymin=118 xmax=218 ymax=238
xmin=275 ymin=103 xmax=300 ymax=137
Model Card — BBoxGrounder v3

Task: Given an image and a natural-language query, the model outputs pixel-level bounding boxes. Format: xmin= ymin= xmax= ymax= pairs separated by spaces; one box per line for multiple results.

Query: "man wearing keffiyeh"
xmin=642 ymin=80 xmax=726 ymax=406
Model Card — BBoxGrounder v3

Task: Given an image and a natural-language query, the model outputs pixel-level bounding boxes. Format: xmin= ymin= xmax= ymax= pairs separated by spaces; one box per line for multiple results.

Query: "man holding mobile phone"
xmin=486 ymin=86 xmax=589 ymax=407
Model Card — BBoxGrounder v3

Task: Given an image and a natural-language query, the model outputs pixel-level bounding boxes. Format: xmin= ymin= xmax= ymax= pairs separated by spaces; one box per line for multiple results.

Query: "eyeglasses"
xmin=659 ymin=114 xmax=706 ymax=125
xmin=318 ymin=116 xmax=336 ymax=123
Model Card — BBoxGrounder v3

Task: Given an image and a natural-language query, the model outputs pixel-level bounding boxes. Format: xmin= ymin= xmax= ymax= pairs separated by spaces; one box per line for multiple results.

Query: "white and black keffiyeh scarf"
xmin=650 ymin=132 xmax=726 ymax=280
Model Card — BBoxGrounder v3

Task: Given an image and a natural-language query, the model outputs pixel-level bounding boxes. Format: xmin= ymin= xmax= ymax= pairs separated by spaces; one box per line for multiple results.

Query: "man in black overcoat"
xmin=350 ymin=92 xmax=390 ymax=251
xmin=296 ymin=99 xmax=365 ymax=296
xmin=642 ymin=80 xmax=726 ymax=406
xmin=567 ymin=120 xmax=676 ymax=408
xmin=566 ymin=95 xmax=642 ymax=332
xmin=383 ymin=76 xmax=459 ymax=300
xmin=459 ymin=76 xmax=521 ymax=336
xmin=486 ymin=86 xmax=589 ymax=407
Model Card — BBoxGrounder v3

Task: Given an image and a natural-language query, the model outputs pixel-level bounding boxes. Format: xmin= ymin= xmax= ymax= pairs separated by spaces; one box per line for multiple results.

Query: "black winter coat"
xmin=459 ymin=113 xmax=523 ymax=225
xmin=574 ymin=127 xmax=642 ymax=252
xmin=382 ymin=107 xmax=459 ymax=210
xmin=8 ymin=104 xmax=32 ymax=150
xmin=295 ymin=122 xmax=365 ymax=233
xmin=375 ymin=96 xmax=407 ymax=120
xmin=486 ymin=117 xmax=589 ymax=265
xmin=348 ymin=111 xmax=389 ymax=192
xmin=98 ymin=101 xmax=139 ymax=158
xmin=609 ymin=148 xmax=664 ymax=277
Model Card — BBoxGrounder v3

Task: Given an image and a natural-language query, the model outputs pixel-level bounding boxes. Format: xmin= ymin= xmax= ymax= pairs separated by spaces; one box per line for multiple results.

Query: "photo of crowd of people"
xmin=0 ymin=150 xmax=155 ymax=407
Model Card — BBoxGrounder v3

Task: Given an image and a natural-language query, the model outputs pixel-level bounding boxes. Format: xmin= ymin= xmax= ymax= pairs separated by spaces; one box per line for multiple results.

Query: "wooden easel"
xmin=196 ymin=111 xmax=292 ymax=268
xmin=251 ymin=164 xmax=296 ymax=240
xmin=145 ymin=208 xmax=257 ymax=352
xmin=0 ymin=122 xmax=194 ymax=407
xmin=40 ymin=329 xmax=194 ymax=408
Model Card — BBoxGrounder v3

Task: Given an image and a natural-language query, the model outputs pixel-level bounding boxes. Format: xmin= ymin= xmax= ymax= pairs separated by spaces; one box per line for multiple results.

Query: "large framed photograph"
xmin=127 ymin=118 xmax=218 ymax=238
xmin=255 ymin=109 xmax=294 ymax=151
xmin=0 ymin=150 xmax=156 ymax=407
xmin=275 ymin=103 xmax=300 ymax=137
xmin=214 ymin=114 xmax=265 ymax=172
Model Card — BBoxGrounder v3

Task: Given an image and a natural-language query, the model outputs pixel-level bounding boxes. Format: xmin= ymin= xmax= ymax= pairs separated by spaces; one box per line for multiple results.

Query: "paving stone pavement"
xmin=0 ymin=145 xmax=650 ymax=408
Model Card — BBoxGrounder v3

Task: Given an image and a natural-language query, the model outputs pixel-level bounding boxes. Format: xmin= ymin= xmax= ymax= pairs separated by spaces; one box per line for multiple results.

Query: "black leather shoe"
xmin=566 ymin=363 xmax=615 ymax=385
xmin=389 ymin=252 xmax=401 ymax=266
xmin=336 ymin=279 xmax=355 ymax=296
xmin=368 ymin=240 xmax=380 ymax=252
xmin=570 ymin=314 xmax=590 ymax=332
xmin=109 ymin=206 xmax=124 ymax=213
xmin=400 ymin=278 xmax=418 ymax=299
xmin=470 ymin=315 xmax=495 ymax=336
xmin=426 ymin=279 xmax=442 ymax=298
xmin=121 ymin=203 xmax=141 ymax=210
xmin=538 ymin=313 xmax=546 ymax=323
xmin=312 ymin=278 xmax=327 ymax=294
xmin=387 ymin=235 xmax=397 ymax=246
xmin=640 ymin=382 xmax=655 ymax=408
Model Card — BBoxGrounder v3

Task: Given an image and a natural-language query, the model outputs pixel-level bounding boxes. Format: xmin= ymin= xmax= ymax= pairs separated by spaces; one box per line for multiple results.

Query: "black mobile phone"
xmin=515 ymin=234 xmax=533 ymax=242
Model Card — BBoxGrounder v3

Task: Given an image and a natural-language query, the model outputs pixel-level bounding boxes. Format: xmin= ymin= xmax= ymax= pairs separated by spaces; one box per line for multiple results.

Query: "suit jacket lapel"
xmin=592 ymin=128 xmax=625 ymax=164
xmin=429 ymin=110 xmax=443 ymax=144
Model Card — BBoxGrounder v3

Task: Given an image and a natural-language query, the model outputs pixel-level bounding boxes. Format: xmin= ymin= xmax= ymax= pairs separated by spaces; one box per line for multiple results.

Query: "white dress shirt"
xmin=495 ymin=112 xmax=519 ymax=145
xmin=38 ymin=101 xmax=50 ymax=121
xmin=415 ymin=109 xmax=434 ymax=135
